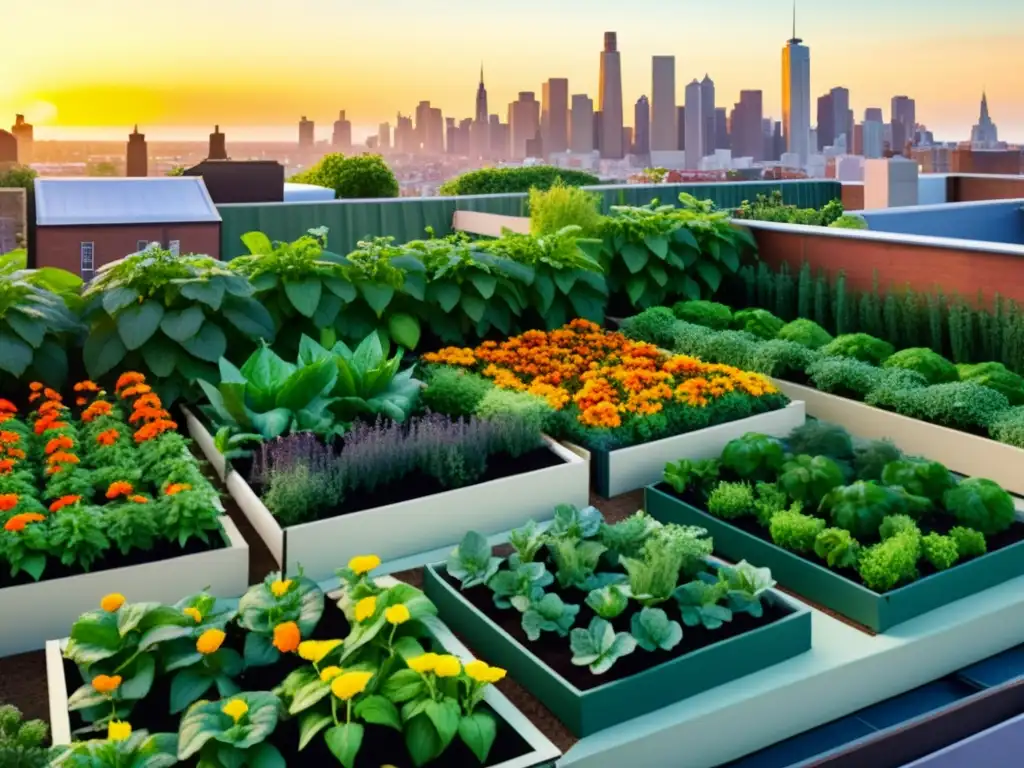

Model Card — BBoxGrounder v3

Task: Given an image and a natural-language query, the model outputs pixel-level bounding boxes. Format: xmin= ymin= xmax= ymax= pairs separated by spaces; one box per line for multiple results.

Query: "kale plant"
xmin=570 ymin=617 xmax=637 ymax=674
xmin=446 ymin=530 xmax=502 ymax=589
xmin=521 ymin=593 xmax=580 ymax=641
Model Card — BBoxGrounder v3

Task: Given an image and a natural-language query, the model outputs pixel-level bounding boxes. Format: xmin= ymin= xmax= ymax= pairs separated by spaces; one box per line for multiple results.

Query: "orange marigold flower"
xmin=28 ymin=393 xmax=41 ymax=403
xmin=128 ymin=495 xmax=148 ymax=504
xmin=96 ymin=429 xmax=120 ymax=446
xmin=115 ymin=372 xmax=146 ymax=393
xmin=0 ymin=413 xmax=12 ymax=424
xmin=133 ymin=393 xmax=162 ymax=410
xmin=0 ymin=494 xmax=18 ymax=512
xmin=129 ymin=407 xmax=170 ymax=424
xmin=164 ymin=483 xmax=192 ymax=496
xmin=46 ymin=451 xmax=79 ymax=466
xmin=73 ymin=380 xmax=99 ymax=392
xmin=0 ymin=458 xmax=15 ymax=474
xmin=5 ymin=448 xmax=24 ymax=460
xmin=49 ymin=495 xmax=81 ymax=512
xmin=0 ymin=431 xmax=19 ymax=445
xmin=75 ymin=397 xmax=87 ymax=406
xmin=4 ymin=513 xmax=45 ymax=532
xmin=134 ymin=419 xmax=177 ymax=443
xmin=43 ymin=388 xmax=62 ymax=402
xmin=45 ymin=435 xmax=74 ymax=454
xmin=0 ymin=399 xmax=17 ymax=413
xmin=81 ymin=400 xmax=113 ymax=423
xmin=28 ymin=382 xmax=43 ymax=392
xmin=120 ymin=384 xmax=152 ymax=398
xmin=272 ymin=621 xmax=301 ymax=653
xmin=38 ymin=401 xmax=64 ymax=416
xmin=91 ymin=675 xmax=122 ymax=694
xmin=106 ymin=481 xmax=133 ymax=499
xmin=46 ymin=465 xmax=63 ymax=476
xmin=34 ymin=418 xmax=68 ymax=435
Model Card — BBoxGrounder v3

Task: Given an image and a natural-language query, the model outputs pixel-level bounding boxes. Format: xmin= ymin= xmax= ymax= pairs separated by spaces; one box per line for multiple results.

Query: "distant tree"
xmin=0 ymin=165 xmax=37 ymax=190
xmin=291 ymin=152 xmax=399 ymax=199
xmin=167 ymin=165 xmax=186 ymax=176
xmin=87 ymin=161 xmax=118 ymax=177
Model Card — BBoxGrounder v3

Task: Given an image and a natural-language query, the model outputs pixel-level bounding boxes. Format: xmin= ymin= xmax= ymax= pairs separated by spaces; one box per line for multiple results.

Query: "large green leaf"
xmin=5 ymin=311 xmax=45 ymax=348
xmin=388 ymin=313 xmax=421 ymax=349
xmin=532 ymin=273 xmax=555 ymax=314
xmin=401 ymin=271 xmax=427 ymax=301
xmin=359 ymin=283 xmax=395 ymax=318
xmin=620 ymin=243 xmax=649 ymax=274
xmin=298 ymin=709 xmax=333 ymax=750
xmin=141 ymin=336 xmax=179 ymax=378
xmin=31 ymin=339 xmax=68 ymax=385
xmin=312 ymin=291 xmax=343 ymax=328
xmin=718 ymin=243 xmax=740 ymax=272
xmin=423 ymin=698 xmax=460 ymax=751
xmin=405 ymin=715 xmax=442 ymax=768
xmin=671 ymin=225 xmax=700 ymax=251
xmin=276 ymin=359 xmax=337 ymax=411
xmin=180 ymin=279 xmax=226 ymax=311
xmin=284 ymin=278 xmax=322 ymax=318
xmin=647 ymin=262 xmax=668 ymax=287
xmin=644 ymin=233 xmax=670 ymax=259
xmin=354 ymin=695 xmax=401 ymax=731
xmin=170 ymin=668 xmax=214 ymax=714
xmin=461 ymin=294 xmax=485 ymax=323
xmin=625 ymin=274 xmax=648 ymax=306
xmin=179 ymin=322 xmax=228 ymax=362
xmin=241 ymin=345 xmax=295 ymax=391
xmin=241 ymin=231 xmax=274 ymax=256
xmin=117 ymin=300 xmax=165 ymax=350
xmin=83 ymin=325 xmax=127 ymax=379
xmin=160 ymin=306 xmax=206 ymax=342
xmin=325 ymin=722 xmax=363 ymax=768
xmin=553 ymin=269 xmax=578 ymax=295
xmin=682 ymin=275 xmax=702 ymax=301
xmin=427 ymin=282 xmax=460 ymax=313
xmin=458 ymin=712 xmax=497 ymax=763
xmin=695 ymin=260 xmax=722 ymax=293
xmin=470 ymin=273 xmax=497 ymax=300
xmin=102 ymin=285 xmax=141 ymax=316
xmin=323 ymin=276 xmax=357 ymax=302
xmin=222 ymin=295 xmax=276 ymax=340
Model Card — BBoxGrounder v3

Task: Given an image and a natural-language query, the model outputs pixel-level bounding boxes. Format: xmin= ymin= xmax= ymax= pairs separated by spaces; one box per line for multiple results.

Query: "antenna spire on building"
xmin=480 ymin=62 xmax=484 ymax=85
xmin=789 ymin=0 xmax=802 ymax=43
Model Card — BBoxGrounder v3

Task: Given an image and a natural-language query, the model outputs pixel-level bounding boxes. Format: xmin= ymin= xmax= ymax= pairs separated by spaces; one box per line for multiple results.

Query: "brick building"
xmin=33 ymin=177 xmax=221 ymax=278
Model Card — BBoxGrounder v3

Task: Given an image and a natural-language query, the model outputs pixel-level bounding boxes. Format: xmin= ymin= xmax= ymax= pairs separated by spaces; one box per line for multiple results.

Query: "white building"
xmin=781 ymin=19 xmax=811 ymax=167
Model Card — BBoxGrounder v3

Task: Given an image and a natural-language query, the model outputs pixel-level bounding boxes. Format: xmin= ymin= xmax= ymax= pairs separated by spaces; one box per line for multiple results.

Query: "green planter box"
xmin=645 ymin=485 xmax=1024 ymax=633
xmin=423 ymin=562 xmax=811 ymax=737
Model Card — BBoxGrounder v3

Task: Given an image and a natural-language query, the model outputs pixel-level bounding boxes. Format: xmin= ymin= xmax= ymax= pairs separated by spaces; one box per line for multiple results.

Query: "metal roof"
xmin=34 ymin=177 xmax=222 ymax=226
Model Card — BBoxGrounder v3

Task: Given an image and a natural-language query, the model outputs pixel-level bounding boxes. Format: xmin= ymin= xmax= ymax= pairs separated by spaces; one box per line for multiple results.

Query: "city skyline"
xmin=3 ymin=0 xmax=1024 ymax=143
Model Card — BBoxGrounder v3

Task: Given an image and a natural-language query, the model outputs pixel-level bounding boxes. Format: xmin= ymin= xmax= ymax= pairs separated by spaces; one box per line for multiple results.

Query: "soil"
xmin=656 ymin=482 xmax=1024 ymax=592
xmin=439 ymin=560 xmax=793 ymax=692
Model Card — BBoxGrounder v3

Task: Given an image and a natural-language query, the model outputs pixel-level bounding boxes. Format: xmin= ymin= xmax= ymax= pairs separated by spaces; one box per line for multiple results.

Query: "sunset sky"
xmin=3 ymin=0 xmax=1022 ymax=143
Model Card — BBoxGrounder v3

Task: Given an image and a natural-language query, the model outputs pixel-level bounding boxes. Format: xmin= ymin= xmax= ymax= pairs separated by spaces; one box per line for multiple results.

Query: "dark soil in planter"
xmin=63 ymin=608 xmax=536 ymax=767
xmin=655 ymin=482 xmax=1024 ymax=594
xmin=0 ymin=536 xmax=225 ymax=589
xmin=438 ymin=562 xmax=793 ymax=692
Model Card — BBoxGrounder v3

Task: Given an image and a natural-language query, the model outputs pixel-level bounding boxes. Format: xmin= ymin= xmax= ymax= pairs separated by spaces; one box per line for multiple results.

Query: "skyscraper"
xmin=472 ymin=67 xmax=490 ymax=160
xmin=570 ymin=95 xmax=595 ymax=154
xmin=677 ymin=107 xmax=686 ymax=151
xmin=475 ymin=65 xmax=488 ymax=124
xmin=684 ymin=79 xmax=703 ymax=168
xmin=970 ymin=91 xmax=1000 ymax=148
xmin=489 ymin=114 xmax=509 ymax=160
xmin=731 ymin=91 xmax=763 ymax=160
xmin=126 ymin=126 xmax=147 ymax=177
xmin=427 ymin=107 xmax=444 ymax=154
xmin=830 ymin=87 xmax=852 ymax=150
xmin=598 ymin=32 xmax=624 ymax=159
xmin=298 ymin=116 xmax=314 ymax=149
xmin=509 ymin=92 xmax=540 ymax=160
xmin=700 ymin=75 xmax=716 ymax=157
xmin=651 ymin=56 xmax=677 ymax=152
xmin=891 ymin=95 xmax=916 ymax=153
xmin=633 ymin=96 xmax=650 ymax=156
xmin=542 ymin=78 xmax=570 ymax=156
xmin=781 ymin=3 xmax=811 ymax=165
xmin=715 ymin=108 xmax=729 ymax=150
xmin=378 ymin=122 xmax=391 ymax=151
xmin=395 ymin=113 xmax=415 ymax=153
xmin=208 ymin=125 xmax=227 ymax=160
xmin=816 ymin=92 xmax=834 ymax=150
xmin=332 ymin=111 xmax=352 ymax=150
xmin=865 ymin=107 xmax=883 ymax=123
xmin=11 ymin=115 xmax=33 ymax=165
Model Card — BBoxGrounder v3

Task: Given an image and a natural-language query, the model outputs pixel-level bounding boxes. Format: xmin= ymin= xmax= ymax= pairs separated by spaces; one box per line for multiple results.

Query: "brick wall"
xmin=951 ymin=175 xmax=1024 ymax=203
xmin=35 ymin=223 xmax=221 ymax=275
xmin=840 ymin=183 xmax=864 ymax=211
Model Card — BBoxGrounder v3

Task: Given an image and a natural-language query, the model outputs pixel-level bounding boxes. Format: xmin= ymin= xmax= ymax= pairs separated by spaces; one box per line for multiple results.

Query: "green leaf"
xmin=312 ymin=291 xmax=343 ymax=328
xmin=160 ymin=306 xmax=206 ymax=342
xmin=324 ymin=723 xmax=364 ymax=768
xmin=458 ymin=712 xmax=497 ymax=763
xmin=461 ymin=294 xmax=485 ymax=323
xmin=139 ymin=335 xmax=178 ymax=378
xmin=298 ymin=709 xmax=333 ymax=750
xmin=180 ymin=280 xmax=226 ymax=311
xmin=288 ymin=678 xmax=331 ymax=715
xmin=243 ymin=632 xmax=280 ymax=668
xmin=32 ymin=267 xmax=82 ymax=294
xmin=323 ymin=276 xmax=357 ymax=302
xmin=428 ymin=281 xmax=461 ymax=313
xmin=405 ymin=715 xmax=442 ymax=768
xmin=359 ymin=282 xmax=395 ymax=317
xmin=380 ymin=668 xmax=425 ymax=703
xmin=695 ymin=261 xmax=722 ymax=293
xmin=83 ymin=325 xmax=127 ymax=379
xmin=170 ymin=668 xmax=214 ymax=714
xmin=718 ymin=243 xmax=740 ymax=272
xmin=671 ymin=225 xmax=700 ymax=251
xmin=246 ymin=742 xmax=286 ymax=768
xmin=66 ymin=683 xmax=109 ymax=712
xmin=6 ymin=311 xmax=45 ymax=347
xmin=644 ymin=233 xmax=670 ymax=259
xmin=0 ymin=331 xmax=33 ymax=377
xmin=620 ymin=243 xmax=650 ymax=274
xmin=222 ymin=295 xmax=276 ymax=340
xmin=241 ymin=231 xmax=273 ymax=255
xmin=424 ymin=698 xmax=460 ymax=751
xmin=470 ymin=273 xmax=497 ymax=299
xmin=284 ymin=279 xmax=322 ymax=318
xmin=625 ymin=274 xmax=647 ymax=306
xmin=277 ymin=359 xmax=337 ymax=411
xmin=102 ymin=285 xmax=141 ymax=315
xmin=118 ymin=654 xmax=156 ymax=700
xmin=31 ymin=339 xmax=68 ymax=386
xmin=180 ymin=322 xmax=228 ymax=362
xmin=682 ymin=275 xmax=701 ymax=301
xmin=354 ymin=695 xmax=401 ymax=731
xmin=117 ymin=299 xmax=165 ymax=350
xmin=533 ymin=273 xmax=555 ymax=314
xmin=387 ymin=312 xmax=421 ymax=349
xmin=630 ymin=607 xmax=684 ymax=652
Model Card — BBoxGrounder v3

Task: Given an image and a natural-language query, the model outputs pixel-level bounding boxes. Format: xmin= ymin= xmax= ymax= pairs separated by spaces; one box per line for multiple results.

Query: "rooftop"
xmin=34 ymin=176 xmax=222 ymax=226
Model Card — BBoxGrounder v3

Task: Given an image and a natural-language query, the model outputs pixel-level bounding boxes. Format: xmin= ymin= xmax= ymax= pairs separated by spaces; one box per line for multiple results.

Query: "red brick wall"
xmin=951 ymin=175 xmax=1024 ymax=203
xmin=840 ymin=183 xmax=864 ymax=211
xmin=748 ymin=225 xmax=1024 ymax=306
xmin=35 ymin=223 xmax=221 ymax=274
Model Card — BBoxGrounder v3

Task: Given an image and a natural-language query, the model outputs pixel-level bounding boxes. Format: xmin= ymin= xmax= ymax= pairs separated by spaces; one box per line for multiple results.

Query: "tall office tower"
xmin=700 ymin=75 xmax=716 ymax=157
xmin=781 ymin=3 xmax=811 ymax=165
xmin=677 ymin=106 xmax=686 ymax=150
xmin=891 ymin=95 xmax=916 ymax=153
xmin=852 ymin=123 xmax=864 ymax=155
xmin=865 ymin=107 xmax=883 ymax=123
xmin=971 ymin=91 xmax=1000 ymax=148
xmin=394 ymin=113 xmax=415 ymax=153
xmin=426 ymin=107 xmax=444 ymax=154
xmin=332 ymin=111 xmax=352 ymax=150
xmin=570 ymin=94 xmax=595 ymax=153
xmin=772 ymin=120 xmax=785 ymax=161
xmin=509 ymin=92 xmax=540 ymax=160
xmin=633 ymin=96 xmax=650 ymax=155
xmin=475 ymin=65 xmax=488 ymax=124
xmin=126 ymin=126 xmax=147 ymax=177
xmin=414 ymin=101 xmax=432 ymax=152
xmin=731 ymin=90 xmax=763 ymax=160
xmin=830 ymin=87 xmax=852 ymax=149
xmin=471 ymin=66 xmax=490 ymax=160
xmin=541 ymin=78 xmax=569 ymax=157
xmin=0 ymin=129 xmax=16 ymax=164
xmin=862 ymin=116 xmax=884 ymax=158
xmin=298 ymin=116 xmax=314 ymax=148
xmin=684 ymin=79 xmax=703 ymax=168
xmin=816 ymin=92 xmax=834 ymax=150
xmin=715 ymin=107 xmax=729 ymax=149
xmin=488 ymin=114 xmax=508 ymax=160
xmin=593 ymin=112 xmax=602 ymax=153
xmin=445 ymin=118 xmax=457 ymax=155
xmin=598 ymin=32 xmax=624 ymax=159
xmin=457 ymin=118 xmax=474 ymax=156
xmin=10 ymin=115 xmax=33 ymax=164
xmin=208 ymin=125 xmax=228 ymax=160
xmin=651 ymin=56 xmax=677 ymax=151
xmin=378 ymin=122 xmax=391 ymax=151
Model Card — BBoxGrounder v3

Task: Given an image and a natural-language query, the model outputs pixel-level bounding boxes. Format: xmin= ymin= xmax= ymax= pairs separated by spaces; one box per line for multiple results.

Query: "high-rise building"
xmin=891 ymin=95 xmax=916 ymax=153
xmin=570 ymin=94 xmax=595 ymax=153
xmin=445 ymin=117 xmax=457 ymax=155
xmin=852 ymin=123 xmax=864 ymax=155
xmin=651 ymin=56 xmax=677 ymax=152
xmin=598 ymin=32 xmax=624 ymax=159
xmin=684 ymin=79 xmax=703 ymax=168
xmin=862 ymin=117 xmax=884 ymax=159
xmin=11 ymin=115 xmax=33 ymax=165
xmin=457 ymin=118 xmax=473 ymax=156
xmin=475 ymin=65 xmax=488 ymax=124
xmin=970 ymin=91 xmax=1000 ymax=148
xmin=816 ymin=92 xmax=834 ymax=150
xmin=427 ymin=107 xmax=444 ymax=154
xmin=0 ymin=130 xmax=16 ymax=164
xmin=715 ymin=107 xmax=729 ymax=150
xmin=395 ymin=113 xmax=415 ymax=153
xmin=415 ymin=101 xmax=431 ymax=152
xmin=677 ymin=106 xmax=686 ymax=151
xmin=126 ymin=126 xmax=147 ymax=177
xmin=542 ymin=78 xmax=570 ymax=157
xmin=865 ymin=107 xmax=883 ymax=123
xmin=731 ymin=90 xmax=763 ymax=160
xmin=700 ymin=75 xmax=716 ymax=157
xmin=208 ymin=125 xmax=228 ymax=160
xmin=781 ymin=4 xmax=811 ymax=165
xmin=298 ymin=116 xmax=314 ymax=148
xmin=489 ymin=115 xmax=509 ymax=160
xmin=332 ymin=111 xmax=352 ymax=150
xmin=633 ymin=96 xmax=650 ymax=156
xmin=472 ymin=67 xmax=490 ymax=160
xmin=830 ymin=87 xmax=852 ymax=149
xmin=509 ymin=92 xmax=540 ymax=160
xmin=378 ymin=122 xmax=391 ymax=151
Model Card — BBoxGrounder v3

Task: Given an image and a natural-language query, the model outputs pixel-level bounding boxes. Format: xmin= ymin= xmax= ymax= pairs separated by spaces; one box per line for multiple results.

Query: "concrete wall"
xmin=858 ymin=199 xmax=1024 ymax=246
xmin=918 ymin=175 xmax=948 ymax=206
xmin=36 ymin=223 xmax=221 ymax=275
xmin=952 ymin=174 xmax=1024 ymax=203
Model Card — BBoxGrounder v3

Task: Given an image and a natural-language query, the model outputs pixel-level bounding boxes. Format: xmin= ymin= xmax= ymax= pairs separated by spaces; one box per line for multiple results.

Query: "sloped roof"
xmin=34 ymin=177 xmax=222 ymax=226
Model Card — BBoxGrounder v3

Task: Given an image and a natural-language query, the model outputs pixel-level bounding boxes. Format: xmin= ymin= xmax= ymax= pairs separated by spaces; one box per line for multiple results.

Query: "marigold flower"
xmin=347 ymin=554 xmax=381 ymax=575
xmin=115 ymin=372 xmax=146 ymax=393
xmin=0 ymin=399 xmax=16 ymax=413
xmin=38 ymin=401 xmax=65 ymax=416
xmin=406 ymin=653 xmax=439 ymax=674
xmin=330 ymin=671 xmax=373 ymax=701
xmin=134 ymin=419 xmax=177 ymax=442
xmin=298 ymin=639 xmax=343 ymax=664
xmin=91 ymin=675 xmax=122 ymax=694
xmin=5 ymin=448 xmax=24 ymax=460
xmin=221 ymin=699 xmax=248 ymax=723
xmin=28 ymin=393 xmax=40 ymax=403
xmin=43 ymin=388 xmax=62 ymax=402
xmin=100 ymin=593 xmax=125 ymax=612
xmin=0 ymin=431 xmax=19 ymax=445
xmin=433 ymin=655 xmax=462 ymax=678
xmin=272 ymin=621 xmax=301 ymax=653
xmin=75 ymin=397 xmax=87 ymax=406
xmin=74 ymin=380 xmax=100 ymax=393
xmin=105 ymin=481 xmax=133 ymax=499
xmin=81 ymin=400 xmax=113 ymax=423
xmin=164 ymin=483 xmax=192 ymax=496
xmin=28 ymin=382 xmax=43 ymax=392
xmin=354 ymin=596 xmax=377 ymax=622
xmin=134 ymin=393 xmax=162 ymax=410
xmin=270 ymin=579 xmax=292 ymax=598
xmin=0 ymin=458 xmax=14 ymax=474
xmin=0 ymin=413 xmax=12 ymax=424
xmin=3 ymin=513 xmax=44 ymax=532
xmin=183 ymin=607 xmax=202 ymax=623
xmin=107 ymin=720 xmax=131 ymax=742
xmin=121 ymin=384 xmax=152 ymax=398
xmin=96 ymin=429 xmax=120 ymax=446
xmin=320 ymin=666 xmax=343 ymax=682
xmin=129 ymin=495 xmax=148 ymax=504
xmin=384 ymin=605 xmax=410 ymax=625
xmin=196 ymin=628 xmax=226 ymax=654
xmin=0 ymin=494 xmax=17 ymax=512
xmin=129 ymin=406 xmax=170 ymax=424
xmin=47 ymin=451 xmax=79 ymax=466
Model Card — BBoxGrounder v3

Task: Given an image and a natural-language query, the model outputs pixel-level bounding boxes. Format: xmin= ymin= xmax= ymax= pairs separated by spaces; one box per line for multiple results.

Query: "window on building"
xmin=136 ymin=239 xmax=150 ymax=252
xmin=80 ymin=242 xmax=95 ymax=281
xmin=169 ymin=240 xmax=180 ymax=256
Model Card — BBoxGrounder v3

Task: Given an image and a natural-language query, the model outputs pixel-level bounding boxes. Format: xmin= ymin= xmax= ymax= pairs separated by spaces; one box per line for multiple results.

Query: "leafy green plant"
xmin=807 ymin=357 xmax=885 ymax=398
xmin=777 ymin=318 xmax=833 ymax=349
xmin=52 ymin=731 xmax=178 ymax=767
xmin=706 ymin=482 xmax=755 ymax=519
xmin=291 ymin=152 xmax=399 ymax=198
xmin=769 ymin=507 xmax=825 ymax=553
xmin=439 ymin=166 xmax=599 ymax=195
xmin=176 ymin=691 xmax=283 ymax=766
xmin=630 ymin=607 xmax=683 ymax=652
xmin=0 ymin=703 xmax=54 ymax=768
xmin=821 ymin=333 xmax=895 ymax=365
xmin=236 ymin=573 xmax=325 ymax=668
xmin=786 ymin=422 xmax=854 ymax=462
xmin=569 ymin=617 xmax=637 ymax=674
xmin=921 ymin=533 xmax=959 ymax=571
xmin=990 ymin=406 xmax=1024 ymax=448
xmin=869 ymin=381 xmax=1010 ymax=434
xmin=880 ymin=459 xmax=955 ymax=502
xmin=778 ymin=455 xmax=844 ymax=504
xmin=721 ymin=433 xmax=785 ymax=480
xmin=488 ymin=561 xmax=553 ymax=612
xmin=618 ymin=306 xmax=678 ymax=347
xmin=732 ymin=308 xmax=784 ymax=340
xmin=548 ymin=537 xmax=607 ymax=590
xmin=957 ymin=362 xmax=1024 ymax=405
xmin=529 ymin=181 xmax=603 ymax=237
xmin=620 ymin=536 xmax=685 ymax=607
xmin=671 ymin=300 xmax=733 ymax=330
xmin=943 ymin=478 xmax=1016 ymax=535
xmin=547 ymin=504 xmax=603 ymax=540
xmin=420 ymin=367 xmax=492 ymax=417
xmin=673 ymin=579 xmax=732 ymax=630
xmin=716 ymin=561 xmax=776 ymax=617
xmin=475 ymin=388 xmax=552 ymax=433
xmin=213 ymin=427 xmax=262 ymax=462
xmin=857 ymin=532 xmax=921 ymax=591
xmin=883 ymin=347 xmax=959 ymax=385
xmin=753 ymin=482 xmax=788 ymax=526
xmin=950 ymin=526 xmax=987 ymax=558
xmin=585 ymin=585 xmax=630 ymax=619
xmin=813 ymin=528 xmax=861 ymax=569
xmin=692 ymin=330 xmax=760 ymax=369
xmin=598 ymin=511 xmax=661 ymax=566
xmin=507 ymin=520 xmax=546 ymax=566
xmin=446 ymin=531 xmax=502 ymax=589
xmin=820 ymin=481 xmax=916 ymax=539
xmin=852 ymin=439 xmax=902 ymax=482
xmin=879 ymin=515 xmax=921 ymax=542
xmin=663 ymin=458 xmax=720 ymax=496
xmin=829 ymin=214 xmax=868 ymax=229
xmin=521 ymin=593 xmax=580 ymax=640
xmin=669 ymin=319 xmax=714 ymax=354
xmin=747 ymin=339 xmax=820 ymax=380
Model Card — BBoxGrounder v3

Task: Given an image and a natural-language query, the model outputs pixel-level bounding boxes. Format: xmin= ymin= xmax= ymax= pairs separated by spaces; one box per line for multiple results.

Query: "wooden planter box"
xmin=186 ymin=418 xmax=590 ymax=583
xmin=645 ymin=485 xmax=1024 ymax=633
xmin=181 ymin=406 xmax=227 ymax=482
xmin=773 ymin=380 xmax=1024 ymax=496
xmin=562 ymin=401 xmax=806 ymax=497
xmin=0 ymin=516 xmax=248 ymax=658
xmin=422 ymin=561 xmax=812 ymax=737
xmin=46 ymin=583 xmax=562 ymax=768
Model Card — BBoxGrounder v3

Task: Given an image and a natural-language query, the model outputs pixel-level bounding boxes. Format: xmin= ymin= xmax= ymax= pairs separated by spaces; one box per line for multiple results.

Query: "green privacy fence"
xmin=216 ymin=180 xmax=841 ymax=259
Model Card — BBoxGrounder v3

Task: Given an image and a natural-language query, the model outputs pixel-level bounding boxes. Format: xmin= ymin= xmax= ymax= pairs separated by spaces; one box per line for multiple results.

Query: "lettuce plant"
xmin=585 ymin=585 xmax=630 ymax=620
xmin=706 ymin=482 xmax=755 ymax=519
xmin=820 ymin=481 xmax=916 ymax=540
xmin=446 ymin=531 xmax=502 ymax=590
xmin=620 ymin=538 xmax=683 ymax=607
xmin=487 ymin=561 xmax=553 ymax=612
xmin=943 ymin=478 xmax=1016 ymax=535
xmin=813 ymin=528 xmax=861 ymax=569
xmin=0 ymin=267 xmax=81 ymax=386
xmin=663 ymin=458 xmax=720 ymax=496
xmin=630 ymin=607 xmax=683 ymax=652
xmin=857 ymin=532 xmax=921 ymax=592
xmin=547 ymin=504 xmax=603 ymax=540
xmin=548 ymin=538 xmax=606 ymax=590
xmin=570 ymin=617 xmax=637 ymax=674
xmin=921 ymin=533 xmax=959 ymax=571
xmin=673 ymin=580 xmax=733 ymax=630
xmin=778 ymin=455 xmax=844 ymax=504
xmin=721 ymin=433 xmax=785 ymax=480
xmin=51 ymin=731 xmax=177 ymax=767
xmin=881 ymin=459 xmax=955 ymax=502
xmin=521 ymin=593 xmax=580 ymax=641
xmin=753 ymin=482 xmax=788 ymax=526
xmin=879 ymin=515 xmax=921 ymax=542
xmin=950 ymin=526 xmax=987 ymax=558
xmin=769 ymin=506 xmax=825 ymax=553
xmin=507 ymin=520 xmax=546 ymax=566
xmin=599 ymin=511 xmax=661 ymax=565
xmin=717 ymin=561 xmax=776 ymax=618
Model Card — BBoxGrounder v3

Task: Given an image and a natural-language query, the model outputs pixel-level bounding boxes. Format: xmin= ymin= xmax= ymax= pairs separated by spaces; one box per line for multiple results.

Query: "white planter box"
xmin=181 ymin=405 xmax=227 ymax=482
xmin=188 ymin=418 xmax=590 ymax=583
xmin=562 ymin=401 xmax=806 ymax=497
xmin=46 ymin=579 xmax=562 ymax=768
xmin=773 ymin=380 xmax=1024 ymax=496
xmin=0 ymin=516 xmax=248 ymax=658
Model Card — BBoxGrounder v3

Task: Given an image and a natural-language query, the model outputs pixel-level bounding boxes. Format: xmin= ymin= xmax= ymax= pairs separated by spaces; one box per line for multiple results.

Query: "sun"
xmin=19 ymin=100 xmax=59 ymax=125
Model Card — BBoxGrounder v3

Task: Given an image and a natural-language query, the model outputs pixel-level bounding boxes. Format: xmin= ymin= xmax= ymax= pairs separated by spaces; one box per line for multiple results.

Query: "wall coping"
xmin=859 ymin=197 xmax=1024 ymax=218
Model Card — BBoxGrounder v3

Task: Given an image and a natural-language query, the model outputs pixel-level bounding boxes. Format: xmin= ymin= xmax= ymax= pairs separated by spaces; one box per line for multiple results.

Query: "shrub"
xmin=858 ymin=533 xmax=921 ymax=591
xmin=747 ymin=339 xmax=819 ymax=379
xmin=706 ymin=481 xmax=755 ymax=519
xmin=828 ymin=215 xmax=868 ymax=229
xmin=853 ymin=439 xmax=902 ymax=482
xmin=944 ymin=477 xmax=1016 ymax=535
xmin=883 ymin=347 xmax=959 ymax=385
xmin=732 ymin=308 xmax=785 ymax=340
xmin=808 ymin=357 xmax=884 ymax=398
xmin=0 ymin=703 xmax=53 ymax=768
xmin=868 ymin=382 xmax=1010 ymax=433
xmin=786 ymin=421 xmax=854 ymax=462
xmin=949 ymin=526 xmax=987 ymax=558
xmin=670 ymin=320 xmax=715 ymax=355
xmin=957 ymin=362 xmax=1024 ymax=405
xmin=292 ymin=152 xmax=399 ymax=198
xmin=619 ymin=307 xmax=678 ymax=347
xmin=820 ymin=481 xmax=911 ymax=540
xmin=693 ymin=330 xmax=761 ymax=369
xmin=777 ymin=318 xmax=833 ymax=349
xmin=990 ymin=406 xmax=1024 ymax=448
xmin=672 ymin=300 xmax=733 ymax=330
xmin=421 ymin=367 xmax=493 ymax=417
xmin=439 ymin=166 xmax=600 ymax=196
xmin=921 ymin=533 xmax=959 ymax=570
xmin=821 ymin=333 xmax=895 ymax=365
xmin=770 ymin=508 xmax=826 ymax=553
xmin=529 ymin=181 xmax=603 ymax=237
xmin=475 ymin=388 xmax=553 ymax=434
xmin=779 ymin=454 xmax=845 ymax=504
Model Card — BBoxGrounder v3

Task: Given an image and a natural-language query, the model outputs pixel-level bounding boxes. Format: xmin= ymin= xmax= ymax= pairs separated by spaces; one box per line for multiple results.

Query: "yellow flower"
xmin=354 ymin=596 xmax=377 ymax=622
xmin=270 ymin=579 xmax=292 ymax=598
xmin=183 ymin=607 xmax=202 ymax=624
xmin=196 ymin=628 xmax=226 ymax=655
xmin=330 ymin=671 xmax=373 ymax=701
xmin=298 ymin=639 xmax=343 ymax=664
xmin=320 ymin=665 xmax=343 ymax=682
xmin=483 ymin=666 xmax=507 ymax=683
xmin=92 ymin=675 xmax=122 ymax=694
xmin=384 ymin=604 xmax=410 ymax=625
xmin=406 ymin=653 xmax=438 ymax=674
xmin=221 ymin=699 xmax=248 ymax=723
xmin=107 ymin=720 xmax=131 ymax=742
xmin=434 ymin=655 xmax=461 ymax=678
xmin=464 ymin=660 xmax=490 ymax=682
xmin=100 ymin=593 xmax=125 ymax=612
xmin=347 ymin=555 xmax=381 ymax=575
